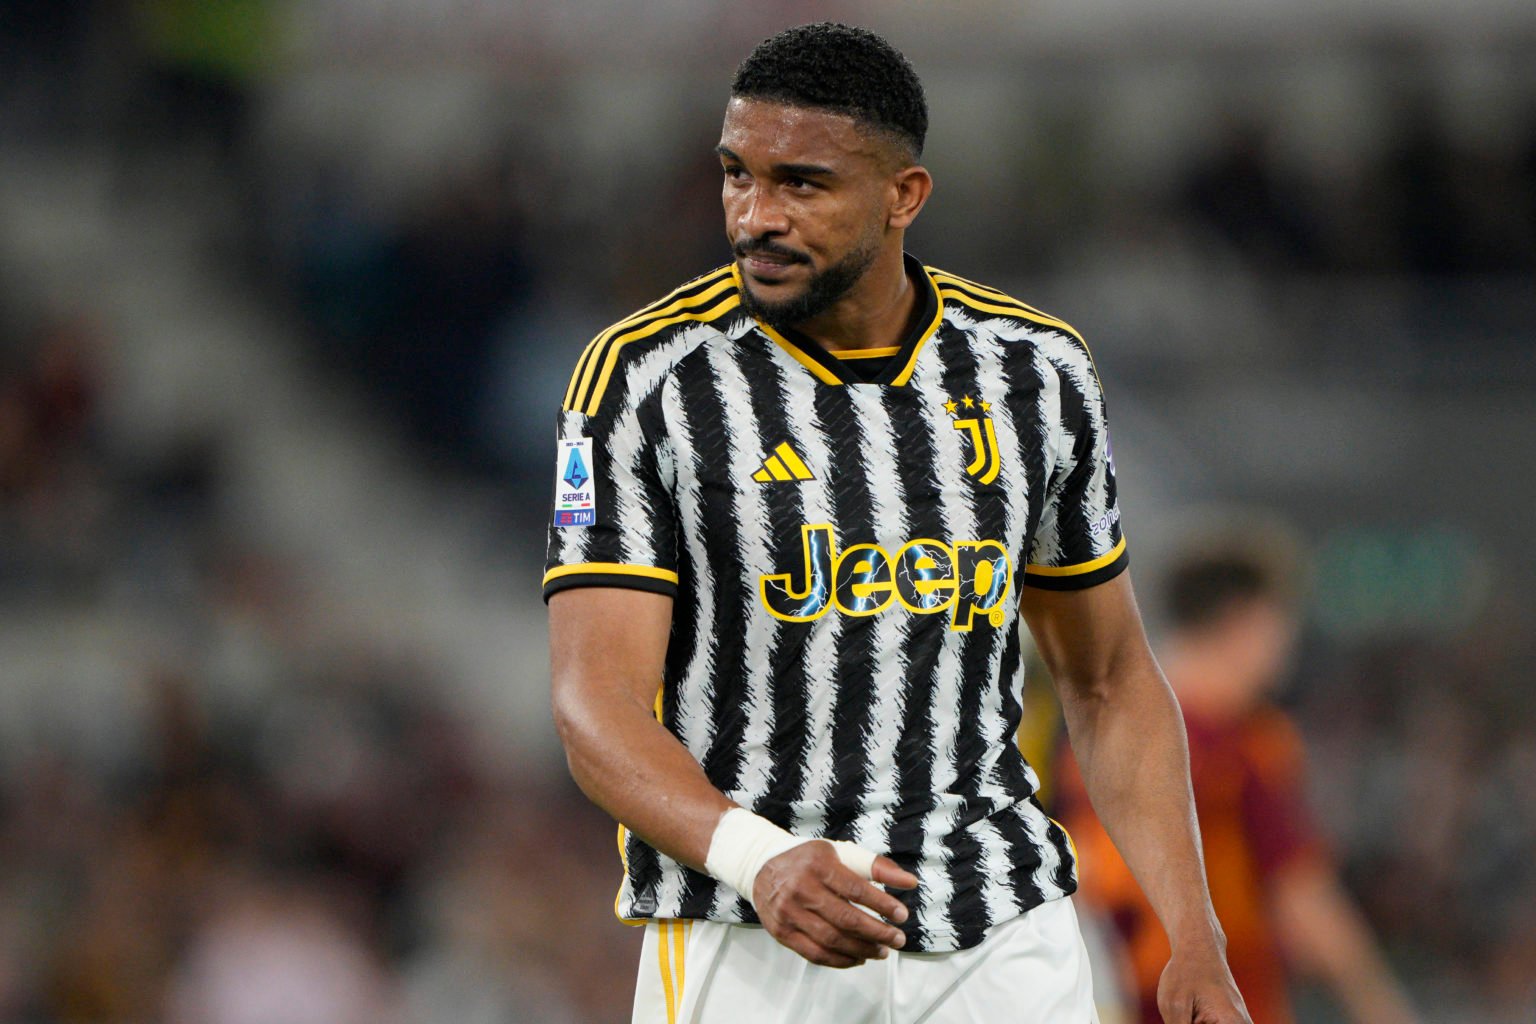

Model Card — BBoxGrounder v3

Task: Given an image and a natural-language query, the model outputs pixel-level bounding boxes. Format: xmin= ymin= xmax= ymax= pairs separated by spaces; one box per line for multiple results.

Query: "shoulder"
xmin=561 ymin=265 xmax=743 ymax=415
xmin=925 ymin=265 xmax=1098 ymax=379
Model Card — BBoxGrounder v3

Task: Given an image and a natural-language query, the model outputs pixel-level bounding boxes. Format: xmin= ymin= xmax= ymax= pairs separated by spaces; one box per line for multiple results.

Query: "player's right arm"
xmin=548 ymin=585 xmax=916 ymax=967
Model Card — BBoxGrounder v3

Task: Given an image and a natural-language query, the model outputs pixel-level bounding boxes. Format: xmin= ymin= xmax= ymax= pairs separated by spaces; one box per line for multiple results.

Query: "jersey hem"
xmin=1023 ymin=546 xmax=1129 ymax=591
xmin=615 ymin=887 xmax=1080 ymax=954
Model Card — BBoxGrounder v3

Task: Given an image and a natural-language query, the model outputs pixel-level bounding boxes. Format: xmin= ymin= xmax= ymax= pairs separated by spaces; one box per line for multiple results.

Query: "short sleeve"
xmin=1024 ymin=344 xmax=1129 ymax=591
xmin=542 ymin=392 xmax=679 ymax=602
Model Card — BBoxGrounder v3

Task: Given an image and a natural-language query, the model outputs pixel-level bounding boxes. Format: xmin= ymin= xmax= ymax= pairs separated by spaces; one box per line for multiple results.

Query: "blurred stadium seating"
xmin=1 ymin=2 xmax=1532 ymax=1021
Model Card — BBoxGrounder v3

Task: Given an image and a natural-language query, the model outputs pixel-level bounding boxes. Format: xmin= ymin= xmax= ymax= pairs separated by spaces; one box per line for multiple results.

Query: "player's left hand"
xmin=1156 ymin=947 xmax=1251 ymax=1024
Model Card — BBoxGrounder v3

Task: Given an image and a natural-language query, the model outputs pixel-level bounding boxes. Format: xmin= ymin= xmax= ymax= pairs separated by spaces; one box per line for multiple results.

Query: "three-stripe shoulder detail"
xmin=927 ymin=268 xmax=1099 ymax=363
xmin=563 ymin=267 xmax=740 ymax=415
xmin=927 ymin=269 xmax=1084 ymax=341
xmin=927 ymin=267 xmax=1102 ymax=385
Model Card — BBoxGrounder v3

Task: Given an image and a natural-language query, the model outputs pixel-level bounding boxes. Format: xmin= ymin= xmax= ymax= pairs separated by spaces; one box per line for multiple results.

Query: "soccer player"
xmin=1055 ymin=540 xmax=1421 ymax=1024
xmin=546 ymin=23 xmax=1250 ymax=1024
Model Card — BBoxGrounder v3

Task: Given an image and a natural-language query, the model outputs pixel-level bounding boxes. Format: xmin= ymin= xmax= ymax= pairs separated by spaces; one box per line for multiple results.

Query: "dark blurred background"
xmin=0 ymin=1 xmax=1532 ymax=1021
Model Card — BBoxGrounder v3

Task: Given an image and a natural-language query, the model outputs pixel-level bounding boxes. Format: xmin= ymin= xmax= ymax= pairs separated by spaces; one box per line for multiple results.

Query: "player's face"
xmin=717 ymin=98 xmax=911 ymax=328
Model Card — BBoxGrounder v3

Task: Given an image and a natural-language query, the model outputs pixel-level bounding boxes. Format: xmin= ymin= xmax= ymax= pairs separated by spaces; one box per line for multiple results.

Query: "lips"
xmin=735 ymin=238 xmax=808 ymax=274
xmin=738 ymin=251 xmax=806 ymax=283
xmin=734 ymin=234 xmax=809 ymax=288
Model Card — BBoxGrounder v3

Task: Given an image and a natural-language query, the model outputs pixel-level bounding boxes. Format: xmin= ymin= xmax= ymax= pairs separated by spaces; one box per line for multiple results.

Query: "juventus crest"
xmin=945 ymin=394 xmax=1001 ymax=485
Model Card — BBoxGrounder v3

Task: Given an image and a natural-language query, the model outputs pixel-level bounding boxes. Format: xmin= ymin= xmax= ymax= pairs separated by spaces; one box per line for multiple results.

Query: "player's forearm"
xmin=1059 ymin=654 xmax=1224 ymax=953
xmin=553 ymin=683 xmax=733 ymax=870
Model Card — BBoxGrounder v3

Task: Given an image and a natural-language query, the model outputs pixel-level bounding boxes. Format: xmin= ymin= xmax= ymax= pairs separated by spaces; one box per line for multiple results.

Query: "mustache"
xmin=733 ymin=237 xmax=811 ymax=264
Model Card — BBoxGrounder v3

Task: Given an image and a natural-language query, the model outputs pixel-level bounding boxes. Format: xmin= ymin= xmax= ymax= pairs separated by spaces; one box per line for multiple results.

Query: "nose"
xmin=735 ymin=181 xmax=789 ymax=239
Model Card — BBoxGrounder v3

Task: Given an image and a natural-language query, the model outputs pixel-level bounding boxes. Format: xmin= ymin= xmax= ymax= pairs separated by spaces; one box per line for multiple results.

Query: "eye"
xmin=722 ymin=164 xmax=747 ymax=181
xmin=784 ymin=176 xmax=814 ymax=192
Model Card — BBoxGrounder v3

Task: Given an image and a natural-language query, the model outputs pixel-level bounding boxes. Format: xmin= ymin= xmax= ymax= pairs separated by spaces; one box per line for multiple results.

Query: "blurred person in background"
xmin=1055 ymin=533 xmax=1420 ymax=1024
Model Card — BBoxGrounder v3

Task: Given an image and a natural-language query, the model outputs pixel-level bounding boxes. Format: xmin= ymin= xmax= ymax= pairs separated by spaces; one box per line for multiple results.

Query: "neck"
xmin=794 ymin=243 xmax=915 ymax=353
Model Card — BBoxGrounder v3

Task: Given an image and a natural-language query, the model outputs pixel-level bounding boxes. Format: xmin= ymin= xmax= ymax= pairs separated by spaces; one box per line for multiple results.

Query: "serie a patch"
xmin=552 ymin=438 xmax=596 ymax=527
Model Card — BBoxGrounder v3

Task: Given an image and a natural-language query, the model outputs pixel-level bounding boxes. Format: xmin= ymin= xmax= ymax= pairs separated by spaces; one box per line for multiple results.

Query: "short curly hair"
xmin=731 ymin=23 xmax=928 ymax=160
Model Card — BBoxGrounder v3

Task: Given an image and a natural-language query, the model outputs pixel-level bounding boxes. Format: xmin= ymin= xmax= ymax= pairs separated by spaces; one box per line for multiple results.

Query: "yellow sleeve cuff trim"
xmin=543 ymin=562 xmax=680 ymax=586
xmin=1026 ymin=536 xmax=1127 ymax=577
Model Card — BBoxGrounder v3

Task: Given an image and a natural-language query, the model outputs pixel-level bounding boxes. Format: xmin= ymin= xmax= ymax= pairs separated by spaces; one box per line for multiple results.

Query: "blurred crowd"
xmin=0 ymin=307 xmax=638 ymax=1022
xmin=1293 ymin=626 xmax=1536 ymax=1020
xmin=1173 ymin=108 xmax=1536 ymax=277
xmin=0 ymin=648 xmax=638 ymax=1024
xmin=2 ymin=2 xmax=1534 ymax=1022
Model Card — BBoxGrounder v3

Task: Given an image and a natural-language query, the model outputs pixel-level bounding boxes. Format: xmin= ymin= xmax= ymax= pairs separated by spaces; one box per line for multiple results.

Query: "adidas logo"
xmin=752 ymin=441 xmax=815 ymax=483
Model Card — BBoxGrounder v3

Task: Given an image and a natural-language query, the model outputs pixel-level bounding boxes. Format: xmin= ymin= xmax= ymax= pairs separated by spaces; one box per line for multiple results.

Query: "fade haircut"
xmin=731 ymin=23 xmax=928 ymax=161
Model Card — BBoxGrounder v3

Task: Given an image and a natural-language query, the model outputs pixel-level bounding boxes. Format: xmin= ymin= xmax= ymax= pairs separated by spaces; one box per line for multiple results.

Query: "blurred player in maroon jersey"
xmin=1055 ymin=537 xmax=1420 ymax=1024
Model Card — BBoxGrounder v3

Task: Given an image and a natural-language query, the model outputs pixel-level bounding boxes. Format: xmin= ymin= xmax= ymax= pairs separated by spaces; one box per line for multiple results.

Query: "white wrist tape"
xmin=827 ymin=839 xmax=876 ymax=880
xmin=704 ymin=809 xmax=881 ymax=906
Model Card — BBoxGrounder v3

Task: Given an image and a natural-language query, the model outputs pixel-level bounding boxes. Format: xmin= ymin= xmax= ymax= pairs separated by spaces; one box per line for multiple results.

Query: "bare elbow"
xmin=550 ymin=676 xmax=591 ymax=757
xmin=550 ymin=686 xmax=607 ymax=806
xmin=1051 ymin=664 xmax=1118 ymax=710
xmin=549 ymin=669 xmax=636 ymax=785
xmin=1050 ymin=644 xmax=1169 ymax=718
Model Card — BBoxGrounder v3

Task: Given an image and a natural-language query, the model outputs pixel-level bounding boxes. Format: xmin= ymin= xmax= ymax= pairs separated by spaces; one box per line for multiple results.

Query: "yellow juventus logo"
xmin=752 ymin=440 xmax=815 ymax=483
xmin=945 ymin=395 xmax=1001 ymax=485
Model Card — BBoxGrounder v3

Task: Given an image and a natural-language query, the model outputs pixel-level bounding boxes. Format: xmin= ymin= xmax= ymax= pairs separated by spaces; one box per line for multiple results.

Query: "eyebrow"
xmin=716 ymin=145 xmax=837 ymax=179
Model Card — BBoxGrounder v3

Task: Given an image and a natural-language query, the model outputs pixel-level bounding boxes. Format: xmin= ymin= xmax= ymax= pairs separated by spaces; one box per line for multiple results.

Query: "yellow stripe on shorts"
xmin=656 ymin=919 xmax=692 ymax=1024
xmin=658 ymin=921 xmax=676 ymax=1022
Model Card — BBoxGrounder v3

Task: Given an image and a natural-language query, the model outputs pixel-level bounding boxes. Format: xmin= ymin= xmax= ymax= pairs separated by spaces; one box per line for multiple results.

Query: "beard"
xmin=735 ymin=233 xmax=882 ymax=331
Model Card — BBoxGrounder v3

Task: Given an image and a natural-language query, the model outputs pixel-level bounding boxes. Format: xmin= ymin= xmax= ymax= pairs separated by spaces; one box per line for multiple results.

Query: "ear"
xmin=887 ymin=165 xmax=933 ymax=230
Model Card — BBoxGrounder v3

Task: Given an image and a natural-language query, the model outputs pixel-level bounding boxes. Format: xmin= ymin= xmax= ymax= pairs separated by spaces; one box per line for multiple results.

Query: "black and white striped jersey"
xmin=543 ymin=254 xmax=1128 ymax=952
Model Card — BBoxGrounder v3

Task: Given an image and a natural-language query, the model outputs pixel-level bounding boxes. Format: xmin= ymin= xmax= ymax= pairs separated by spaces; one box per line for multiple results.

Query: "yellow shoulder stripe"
xmin=1026 ymin=536 xmax=1127 ymax=577
xmin=563 ymin=265 xmax=732 ymax=408
xmin=928 ymin=268 xmax=1056 ymax=318
xmin=562 ymin=267 xmax=735 ymax=411
xmin=580 ymin=292 xmax=741 ymax=415
xmin=935 ymin=282 xmax=1102 ymax=386
xmin=930 ymin=273 xmax=1085 ymax=345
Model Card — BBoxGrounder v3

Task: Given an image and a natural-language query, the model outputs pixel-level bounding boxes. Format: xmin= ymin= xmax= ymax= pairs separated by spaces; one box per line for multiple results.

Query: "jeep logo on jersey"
xmin=759 ymin=524 xmax=1012 ymax=630
xmin=945 ymin=394 xmax=1001 ymax=485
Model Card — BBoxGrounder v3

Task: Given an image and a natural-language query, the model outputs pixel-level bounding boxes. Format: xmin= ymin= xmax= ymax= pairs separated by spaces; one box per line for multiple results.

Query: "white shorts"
xmin=632 ymin=896 xmax=1099 ymax=1024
